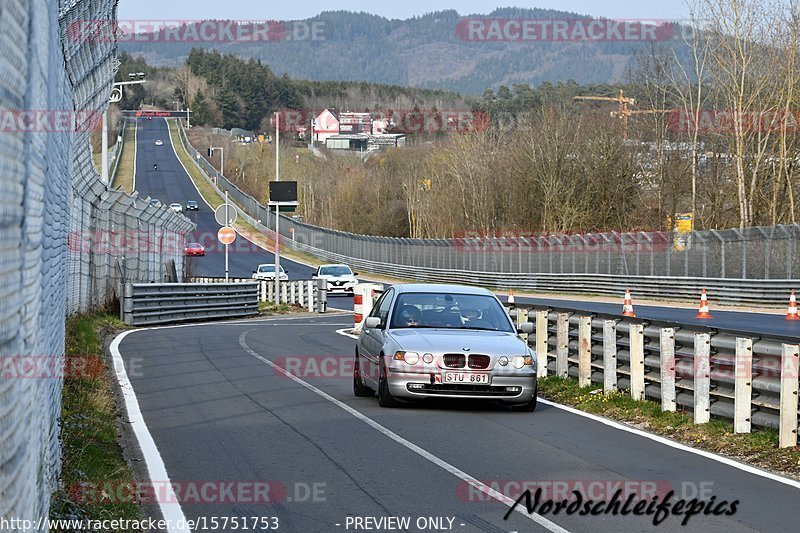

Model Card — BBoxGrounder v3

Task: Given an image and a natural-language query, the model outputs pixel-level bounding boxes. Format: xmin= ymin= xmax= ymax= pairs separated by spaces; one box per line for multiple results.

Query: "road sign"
xmin=218 ymin=226 xmax=236 ymax=245
xmin=214 ymin=204 xmax=237 ymax=226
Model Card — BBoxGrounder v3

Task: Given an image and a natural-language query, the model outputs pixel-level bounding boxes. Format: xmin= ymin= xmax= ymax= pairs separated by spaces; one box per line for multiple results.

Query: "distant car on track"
xmin=252 ymin=264 xmax=288 ymax=281
xmin=185 ymin=200 xmax=199 ymax=211
xmin=169 ymin=203 xmax=183 ymax=213
xmin=184 ymin=243 xmax=205 ymax=256
xmin=354 ymin=283 xmax=537 ymax=411
xmin=155 ymin=139 xmax=163 ymax=146
xmin=312 ymin=264 xmax=358 ymax=295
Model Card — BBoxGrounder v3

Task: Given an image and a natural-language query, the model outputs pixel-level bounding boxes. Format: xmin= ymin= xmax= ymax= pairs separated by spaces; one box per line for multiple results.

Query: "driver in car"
xmin=397 ymin=305 xmax=423 ymax=327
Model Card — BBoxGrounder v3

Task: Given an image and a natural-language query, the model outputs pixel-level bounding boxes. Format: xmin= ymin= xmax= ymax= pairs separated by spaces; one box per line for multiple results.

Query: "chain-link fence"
xmin=177 ymin=122 xmax=800 ymax=282
xmin=0 ymin=0 xmax=193 ymax=527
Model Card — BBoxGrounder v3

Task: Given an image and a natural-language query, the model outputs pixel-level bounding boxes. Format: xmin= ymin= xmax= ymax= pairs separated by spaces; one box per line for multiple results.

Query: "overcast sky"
xmin=118 ymin=1 xmax=689 ymax=22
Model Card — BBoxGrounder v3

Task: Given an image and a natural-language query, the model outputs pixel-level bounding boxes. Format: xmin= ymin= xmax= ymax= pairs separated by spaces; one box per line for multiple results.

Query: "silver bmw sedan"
xmin=354 ymin=284 xmax=537 ymax=411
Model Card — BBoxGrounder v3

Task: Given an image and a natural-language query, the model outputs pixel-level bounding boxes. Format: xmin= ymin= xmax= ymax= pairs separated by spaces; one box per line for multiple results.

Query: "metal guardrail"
xmin=280 ymin=240 xmax=798 ymax=305
xmin=109 ymin=118 xmax=126 ymax=183
xmin=191 ymin=278 xmax=319 ymax=312
xmin=122 ymin=282 xmax=259 ymax=326
xmin=506 ymin=304 xmax=800 ymax=447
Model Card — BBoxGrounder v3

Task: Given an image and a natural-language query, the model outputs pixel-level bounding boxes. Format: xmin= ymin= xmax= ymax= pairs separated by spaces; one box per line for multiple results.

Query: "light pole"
xmin=274 ymin=111 xmax=281 ymax=304
xmin=105 ymin=72 xmax=146 ymax=185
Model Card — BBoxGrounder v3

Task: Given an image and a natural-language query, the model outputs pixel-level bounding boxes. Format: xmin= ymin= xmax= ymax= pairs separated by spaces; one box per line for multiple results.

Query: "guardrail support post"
xmin=298 ymin=282 xmax=305 ymax=308
xmin=603 ymin=320 xmax=617 ymax=392
xmin=556 ymin=313 xmax=570 ymax=378
xmin=516 ymin=308 xmax=530 ymax=343
xmin=629 ymin=324 xmax=645 ymax=401
xmin=308 ymin=281 xmax=315 ymax=313
xmin=268 ymin=280 xmax=274 ymax=302
xmin=578 ymin=316 xmax=592 ymax=387
xmin=122 ymin=282 xmax=134 ymax=324
xmin=317 ymin=278 xmax=327 ymax=313
xmin=290 ymin=282 xmax=296 ymax=305
xmin=779 ymin=344 xmax=800 ymax=448
xmin=282 ymin=283 xmax=288 ymax=304
xmin=660 ymin=328 xmax=676 ymax=412
xmin=535 ymin=310 xmax=548 ymax=377
xmin=694 ymin=333 xmax=711 ymax=424
xmin=734 ymin=338 xmax=753 ymax=433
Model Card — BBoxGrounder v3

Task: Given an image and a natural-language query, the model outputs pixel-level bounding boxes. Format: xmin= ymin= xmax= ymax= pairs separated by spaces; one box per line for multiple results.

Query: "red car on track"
xmin=185 ymin=242 xmax=205 ymax=256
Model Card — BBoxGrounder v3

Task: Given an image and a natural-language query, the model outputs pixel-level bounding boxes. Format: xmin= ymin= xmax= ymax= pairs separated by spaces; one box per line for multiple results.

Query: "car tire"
xmin=353 ymin=351 xmax=373 ymax=397
xmin=510 ymin=384 xmax=538 ymax=412
xmin=378 ymin=359 xmax=399 ymax=408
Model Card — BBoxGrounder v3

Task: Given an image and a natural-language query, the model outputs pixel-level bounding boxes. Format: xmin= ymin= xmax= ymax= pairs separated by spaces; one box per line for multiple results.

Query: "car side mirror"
xmin=284 ymin=270 xmax=289 ymax=274
xmin=364 ymin=317 xmax=381 ymax=329
xmin=252 ymin=271 xmax=257 ymax=274
xmin=353 ymin=272 xmax=359 ymax=276
xmin=517 ymin=323 xmax=534 ymax=335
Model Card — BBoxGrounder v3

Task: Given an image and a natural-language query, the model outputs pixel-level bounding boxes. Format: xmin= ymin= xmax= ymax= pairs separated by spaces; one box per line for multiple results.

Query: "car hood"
xmin=387 ymin=329 xmax=528 ymax=356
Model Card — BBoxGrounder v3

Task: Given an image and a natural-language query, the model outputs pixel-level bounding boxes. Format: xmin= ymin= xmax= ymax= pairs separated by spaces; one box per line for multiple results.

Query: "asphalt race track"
xmin=116 ymin=316 xmax=799 ymax=533
xmin=134 ymin=117 xmax=314 ymax=281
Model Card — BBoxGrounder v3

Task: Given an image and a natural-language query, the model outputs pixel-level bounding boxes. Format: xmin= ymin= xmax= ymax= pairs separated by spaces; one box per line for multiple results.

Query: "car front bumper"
xmin=385 ymin=367 xmax=537 ymax=403
xmin=326 ymin=282 xmax=357 ymax=293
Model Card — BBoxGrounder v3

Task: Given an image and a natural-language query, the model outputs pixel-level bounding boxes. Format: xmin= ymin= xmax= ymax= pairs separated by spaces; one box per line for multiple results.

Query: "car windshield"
xmin=319 ymin=266 xmax=352 ymax=276
xmin=187 ymin=243 xmax=201 ymax=248
xmin=389 ymin=292 xmax=514 ymax=332
xmin=187 ymin=201 xmax=196 ymax=205
xmin=258 ymin=265 xmax=285 ymax=273
xmin=170 ymin=203 xmax=180 ymax=207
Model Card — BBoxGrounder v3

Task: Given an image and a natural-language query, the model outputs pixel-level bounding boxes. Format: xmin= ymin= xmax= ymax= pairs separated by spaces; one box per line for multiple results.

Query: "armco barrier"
xmin=191 ymin=278 xmax=318 ymax=312
xmin=508 ymin=305 xmax=800 ymax=447
xmin=122 ymin=283 xmax=259 ymax=326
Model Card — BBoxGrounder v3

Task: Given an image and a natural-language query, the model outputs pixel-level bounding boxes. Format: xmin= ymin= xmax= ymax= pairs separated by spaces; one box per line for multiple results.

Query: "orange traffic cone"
xmin=622 ymin=288 xmax=636 ymax=317
xmin=696 ymin=288 xmax=712 ymax=319
xmin=508 ymin=289 xmax=515 ymax=306
xmin=787 ymin=290 xmax=800 ymax=320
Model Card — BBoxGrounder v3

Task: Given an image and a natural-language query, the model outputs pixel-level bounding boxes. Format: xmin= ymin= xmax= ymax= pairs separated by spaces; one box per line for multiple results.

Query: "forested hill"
xmin=119 ymin=8 xmax=691 ymax=95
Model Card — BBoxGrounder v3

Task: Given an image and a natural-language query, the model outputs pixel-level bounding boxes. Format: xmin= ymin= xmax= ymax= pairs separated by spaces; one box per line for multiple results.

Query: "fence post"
xmin=556 ymin=313 xmax=570 ymax=378
xmin=629 ymin=324 xmax=645 ymax=401
xmin=268 ymin=280 xmax=274 ymax=302
xmin=290 ymin=282 xmax=296 ymax=305
xmin=516 ymin=307 xmax=530 ymax=341
xmin=298 ymin=281 xmax=305 ymax=308
xmin=660 ymin=328 xmax=676 ymax=412
xmin=307 ymin=281 xmax=315 ymax=313
xmin=694 ymin=333 xmax=711 ymax=424
xmin=779 ymin=344 xmax=800 ymax=448
xmin=578 ymin=316 xmax=592 ymax=387
xmin=734 ymin=338 xmax=753 ymax=434
xmin=282 ymin=283 xmax=288 ymax=304
xmin=535 ymin=310 xmax=548 ymax=377
xmin=603 ymin=320 xmax=617 ymax=392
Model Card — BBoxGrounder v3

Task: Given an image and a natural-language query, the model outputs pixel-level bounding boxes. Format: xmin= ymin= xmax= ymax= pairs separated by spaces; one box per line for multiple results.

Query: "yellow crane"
xmin=574 ymin=89 xmax=672 ymax=138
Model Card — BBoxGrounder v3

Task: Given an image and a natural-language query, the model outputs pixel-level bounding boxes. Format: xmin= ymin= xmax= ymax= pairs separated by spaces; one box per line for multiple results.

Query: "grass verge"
xmin=166 ymin=120 xmax=323 ymax=268
xmin=112 ymin=122 xmax=137 ymax=193
xmin=50 ymin=314 xmax=142 ymax=527
xmin=538 ymin=377 xmax=800 ymax=479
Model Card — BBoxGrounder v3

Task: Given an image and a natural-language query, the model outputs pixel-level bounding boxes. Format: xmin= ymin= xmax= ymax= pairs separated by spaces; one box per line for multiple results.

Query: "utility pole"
xmin=274 ymin=112 xmax=281 ymax=304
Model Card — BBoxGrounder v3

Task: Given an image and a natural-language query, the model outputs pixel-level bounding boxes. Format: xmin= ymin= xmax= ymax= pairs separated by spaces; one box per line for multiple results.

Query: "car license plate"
xmin=442 ymin=372 xmax=490 ymax=384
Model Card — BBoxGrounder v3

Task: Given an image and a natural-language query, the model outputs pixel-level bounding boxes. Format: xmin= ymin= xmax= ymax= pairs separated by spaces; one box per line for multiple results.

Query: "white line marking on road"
xmin=110 ymin=331 xmax=190 ymax=533
xmin=537 ymin=399 xmax=800 ymax=490
xmin=332 ymin=329 xmax=800 ymax=491
xmin=239 ymin=331 xmax=570 ymax=533
xmin=131 ymin=119 xmax=138 ymax=191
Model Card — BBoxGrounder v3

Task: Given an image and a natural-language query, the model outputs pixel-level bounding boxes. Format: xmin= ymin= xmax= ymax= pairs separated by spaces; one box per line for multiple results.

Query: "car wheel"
xmin=353 ymin=350 xmax=373 ymax=397
xmin=510 ymin=383 xmax=538 ymax=412
xmin=378 ymin=359 xmax=399 ymax=408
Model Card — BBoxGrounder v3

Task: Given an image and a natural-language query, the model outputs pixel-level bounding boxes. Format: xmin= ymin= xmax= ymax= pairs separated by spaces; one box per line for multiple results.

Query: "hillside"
xmin=119 ymin=8 xmax=691 ymax=95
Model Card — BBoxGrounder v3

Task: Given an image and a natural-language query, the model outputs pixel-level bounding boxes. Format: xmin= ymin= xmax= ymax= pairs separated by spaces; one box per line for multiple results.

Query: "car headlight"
xmin=498 ymin=356 xmax=509 ymax=366
xmin=393 ymin=351 xmax=419 ymax=365
xmin=422 ymin=353 xmax=434 ymax=364
xmin=512 ymin=356 xmax=533 ymax=369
